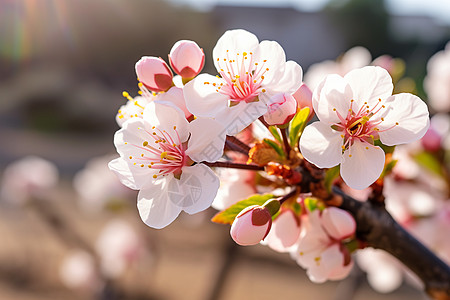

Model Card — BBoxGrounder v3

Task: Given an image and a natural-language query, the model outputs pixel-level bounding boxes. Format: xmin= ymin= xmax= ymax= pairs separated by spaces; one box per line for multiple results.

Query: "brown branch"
xmin=225 ymin=136 xmax=250 ymax=155
xmin=332 ymin=186 xmax=450 ymax=299
xmin=203 ymin=161 xmax=264 ymax=171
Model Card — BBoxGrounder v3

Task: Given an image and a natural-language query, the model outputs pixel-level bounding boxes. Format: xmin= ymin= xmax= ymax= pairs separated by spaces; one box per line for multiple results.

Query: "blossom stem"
xmin=278 ymin=188 xmax=299 ymax=205
xmin=225 ymin=136 xmax=251 ymax=155
xmin=280 ymin=127 xmax=292 ymax=156
xmin=203 ymin=161 xmax=264 ymax=171
xmin=258 ymin=116 xmax=270 ymax=129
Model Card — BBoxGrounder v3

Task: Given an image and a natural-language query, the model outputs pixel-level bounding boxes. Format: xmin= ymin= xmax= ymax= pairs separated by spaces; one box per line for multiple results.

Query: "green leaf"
xmin=324 ymin=165 xmax=340 ymax=193
xmin=289 ymin=107 xmax=310 ymax=147
xmin=304 ymin=197 xmax=325 ymax=212
xmin=263 ymin=138 xmax=285 ymax=158
xmin=211 ymin=194 xmax=274 ymax=225
xmin=413 ymin=151 xmax=443 ymax=177
xmin=268 ymin=126 xmax=283 ymax=144
xmin=380 ymin=159 xmax=398 ymax=178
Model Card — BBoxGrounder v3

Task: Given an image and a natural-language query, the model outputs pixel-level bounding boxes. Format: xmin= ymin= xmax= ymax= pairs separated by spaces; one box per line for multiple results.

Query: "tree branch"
xmin=332 ymin=186 xmax=450 ymax=299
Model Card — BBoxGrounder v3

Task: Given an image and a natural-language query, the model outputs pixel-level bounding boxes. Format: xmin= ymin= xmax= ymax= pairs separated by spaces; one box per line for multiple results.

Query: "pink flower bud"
xmin=230 ymin=205 xmax=272 ymax=246
xmin=263 ymin=93 xmax=298 ymax=126
xmin=292 ymin=83 xmax=314 ymax=119
xmin=135 ymin=56 xmax=173 ymax=92
xmin=169 ymin=40 xmax=205 ymax=79
xmin=321 ymin=207 xmax=356 ymax=240
xmin=421 ymin=127 xmax=441 ymax=152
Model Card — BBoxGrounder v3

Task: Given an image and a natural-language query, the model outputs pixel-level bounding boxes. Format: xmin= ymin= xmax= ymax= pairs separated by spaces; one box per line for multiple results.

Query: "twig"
xmin=203 ymin=161 xmax=264 ymax=171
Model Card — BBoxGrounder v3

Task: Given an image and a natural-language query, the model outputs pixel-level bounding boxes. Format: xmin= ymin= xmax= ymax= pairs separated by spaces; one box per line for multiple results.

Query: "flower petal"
xmin=306 ymin=244 xmax=345 ymax=283
xmin=344 ymin=66 xmax=393 ymax=109
xmin=213 ymin=29 xmax=259 ymax=71
xmin=340 ymin=141 xmax=385 ymax=190
xmin=300 ymin=122 xmax=342 ymax=168
xmin=314 ymin=74 xmax=353 ymax=124
xmin=156 ymin=86 xmax=191 ymax=119
xmin=170 ymin=164 xmax=220 ymax=215
xmin=186 ymin=118 xmax=226 ymax=162
xmin=214 ymin=100 xmax=267 ymax=136
xmin=378 ymin=93 xmax=430 ymax=146
xmin=269 ymin=60 xmax=303 ymax=94
xmin=108 ymin=157 xmax=154 ymax=190
xmin=265 ymin=210 xmax=301 ymax=253
xmin=254 ymin=40 xmax=286 ymax=85
xmin=143 ymin=101 xmax=190 ymax=142
xmin=321 ymin=207 xmax=356 ymax=240
xmin=183 ymin=73 xmax=229 ymax=118
xmin=137 ymin=179 xmax=181 ymax=229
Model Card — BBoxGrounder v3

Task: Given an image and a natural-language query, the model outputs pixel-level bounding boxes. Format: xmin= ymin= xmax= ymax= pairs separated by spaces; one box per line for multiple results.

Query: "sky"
xmin=168 ymin=0 xmax=450 ymax=24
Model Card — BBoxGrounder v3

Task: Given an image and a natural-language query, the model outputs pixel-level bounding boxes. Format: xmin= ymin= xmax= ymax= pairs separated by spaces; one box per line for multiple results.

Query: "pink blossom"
xmin=230 ymin=205 xmax=272 ymax=246
xmin=264 ymin=209 xmax=301 ymax=253
xmin=169 ymin=40 xmax=205 ymax=79
xmin=300 ymin=66 xmax=430 ymax=189
xmin=293 ymin=207 xmax=355 ymax=283
xmin=293 ymin=83 xmax=313 ymax=115
xmin=135 ymin=56 xmax=173 ymax=92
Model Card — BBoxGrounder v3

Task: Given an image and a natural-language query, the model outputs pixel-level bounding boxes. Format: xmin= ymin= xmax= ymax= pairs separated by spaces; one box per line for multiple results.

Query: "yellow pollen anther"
xmin=129 ymin=156 xmax=132 ymax=159
xmin=395 ymin=122 xmax=399 ymax=125
xmin=333 ymin=108 xmax=336 ymax=111
xmin=349 ymin=154 xmax=352 ymax=157
xmin=243 ymin=52 xmax=247 ymax=56
xmin=173 ymin=126 xmax=177 ymax=130
xmin=160 ymin=152 xmax=168 ymax=159
xmin=122 ymin=91 xmax=129 ymax=98
xmin=262 ymin=89 xmax=266 ymax=92
xmin=141 ymin=154 xmax=144 ymax=157
xmin=140 ymin=164 xmax=144 ymax=167
xmin=366 ymin=147 xmax=369 ymax=149
xmin=381 ymin=118 xmax=384 ymax=121
xmin=153 ymin=175 xmax=157 ymax=178
xmin=148 ymin=165 xmax=152 ymax=168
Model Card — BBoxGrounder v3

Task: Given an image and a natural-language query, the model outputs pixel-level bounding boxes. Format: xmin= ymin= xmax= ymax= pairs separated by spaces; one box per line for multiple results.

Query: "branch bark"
xmin=332 ymin=186 xmax=450 ymax=300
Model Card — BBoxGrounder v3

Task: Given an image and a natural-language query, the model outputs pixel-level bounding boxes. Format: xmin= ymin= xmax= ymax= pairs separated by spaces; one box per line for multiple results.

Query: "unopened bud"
xmin=169 ymin=40 xmax=205 ymax=79
xmin=321 ymin=207 xmax=356 ymax=240
xmin=292 ymin=83 xmax=313 ymax=119
xmin=263 ymin=93 xmax=297 ymax=126
xmin=135 ymin=56 xmax=173 ymax=92
xmin=230 ymin=205 xmax=272 ymax=246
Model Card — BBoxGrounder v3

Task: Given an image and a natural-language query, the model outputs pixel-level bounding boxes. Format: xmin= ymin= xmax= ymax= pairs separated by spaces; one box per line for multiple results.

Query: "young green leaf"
xmin=211 ymin=194 xmax=274 ymax=225
xmin=263 ymin=138 xmax=285 ymax=158
xmin=289 ymin=107 xmax=310 ymax=147
xmin=268 ymin=126 xmax=283 ymax=144
xmin=324 ymin=165 xmax=340 ymax=193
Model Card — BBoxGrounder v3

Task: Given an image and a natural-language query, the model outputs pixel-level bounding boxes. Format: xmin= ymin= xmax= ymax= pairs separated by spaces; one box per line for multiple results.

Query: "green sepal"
xmin=289 ymin=107 xmax=310 ymax=147
xmin=381 ymin=159 xmax=398 ymax=178
xmin=211 ymin=194 xmax=274 ymax=225
xmin=374 ymin=139 xmax=396 ymax=154
xmin=268 ymin=126 xmax=283 ymax=145
xmin=324 ymin=165 xmax=340 ymax=193
xmin=263 ymin=138 xmax=285 ymax=158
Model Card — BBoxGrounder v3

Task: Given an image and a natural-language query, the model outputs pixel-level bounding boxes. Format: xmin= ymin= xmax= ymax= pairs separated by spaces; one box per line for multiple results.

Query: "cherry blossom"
xmin=263 ymin=92 xmax=298 ymax=126
xmin=263 ymin=208 xmax=301 ymax=253
xmin=300 ymin=66 xmax=430 ymax=189
xmin=184 ymin=29 xmax=302 ymax=135
xmin=109 ymin=101 xmax=225 ymax=228
xmin=293 ymin=207 xmax=356 ymax=283
xmin=135 ymin=56 xmax=174 ymax=92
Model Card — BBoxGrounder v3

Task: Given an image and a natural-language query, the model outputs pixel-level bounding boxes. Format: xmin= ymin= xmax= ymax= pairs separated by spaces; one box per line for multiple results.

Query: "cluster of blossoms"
xmin=109 ymin=29 xmax=432 ymax=284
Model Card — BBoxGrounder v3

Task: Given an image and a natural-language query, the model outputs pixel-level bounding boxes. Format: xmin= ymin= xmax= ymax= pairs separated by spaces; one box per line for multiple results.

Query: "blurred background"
xmin=0 ymin=0 xmax=449 ymax=299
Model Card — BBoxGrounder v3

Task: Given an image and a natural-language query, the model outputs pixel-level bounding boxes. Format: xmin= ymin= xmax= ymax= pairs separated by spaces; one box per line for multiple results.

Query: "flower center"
xmin=332 ymin=99 xmax=397 ymax=155
xmin=127 ymin=125 xmax=186 ymax=179
xmin=205 ymin=51 xmax=269 ymax=103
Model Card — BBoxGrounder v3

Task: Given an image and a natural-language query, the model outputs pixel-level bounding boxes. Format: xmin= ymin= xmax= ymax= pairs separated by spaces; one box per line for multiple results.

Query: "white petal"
xmin=321 ymin=207 xmax=356 ymax=240
xmin=215 ymin=100 xmax=267 ymax=136
xmin=186 ymin=118 xmax=226 ymax=162
xmin=299 ymin=122 xmax=342 ymax=168
xmin=156 ymin=86 xmax=191 ymax=118
xmin=254 ymin=40 xmax=286 ymax=85
xmin=265 ymin=210 xmax=301 ymax=253
xmin=108 ymin=157 xmax=152 ymax=190
xmin=344 ymin=66 xmax=393 ymax=108
xmin=183 ymin=74 xmax=229 ymax=118
xmin=213 ymin=29 xmax=259 ymax=71
xmin=306 ymin=244 xmax=344 ymax=283
xmin=169 ymin=164 xmax=220 ymax=214
xmin=114 ymin=119 xmax=151 ymax=157
xmin=340 ymin=141 xmax=385 ymax=190
xmin=137 ymin=179 xmax=182 ymax=229
xmin=269 ymin=60 xmax=303 ymax=94
xmin=315 ymin=74 xmax=353 ymax=124
xmin=378 ymin=93 xmax=430 ymax=146
xmin=143 ymin=101 xmax=190 ymax=142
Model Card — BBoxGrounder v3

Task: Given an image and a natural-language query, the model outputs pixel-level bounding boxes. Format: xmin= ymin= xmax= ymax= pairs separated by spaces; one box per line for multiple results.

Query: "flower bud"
xmin=263 ymin=93 xmax=297 ymax=126
xmin=230 ymin=205 xmax=272 ymax=246
xmin=421 ymin=127 xmax=441 ymax=152
xmin=135 ymin=56 xmax=173 ymax=92
xmin=169 ymin=40 xmax=205 ymax=79
xmin=292 ymin=83 xmax=313 ymax=119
